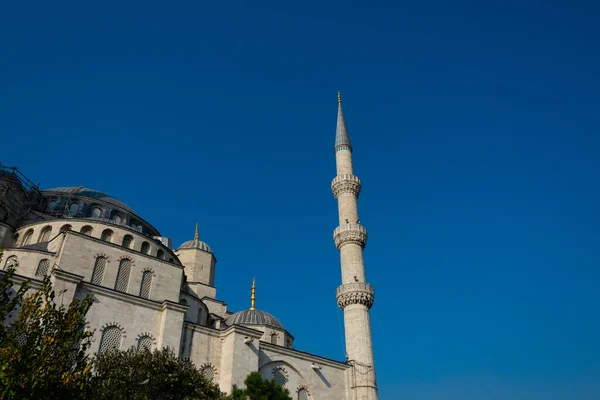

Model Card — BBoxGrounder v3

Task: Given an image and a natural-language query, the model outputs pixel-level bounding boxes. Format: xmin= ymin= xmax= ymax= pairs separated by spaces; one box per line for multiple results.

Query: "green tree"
xmin=230 ymin=372 xmax=292 ymax=400
xmin=0 ymin=250 xmax=95 ymax=399
xmin=92 ymin=347 xmax=227 ymax=400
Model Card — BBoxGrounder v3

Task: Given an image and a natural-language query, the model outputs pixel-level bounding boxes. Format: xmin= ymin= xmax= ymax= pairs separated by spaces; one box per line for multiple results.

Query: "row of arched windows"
xmin=3 ymin=256 xmax=52 ymax=277
xmin=98 ymin=326 xmax=154 ymax=354
xmin=91 ymin=257 xmax=153 ymax=299
xmin=16 ymin=224 xmax=72 ymax=246
xmin=15 ymin=224 xmax=173 ymax=263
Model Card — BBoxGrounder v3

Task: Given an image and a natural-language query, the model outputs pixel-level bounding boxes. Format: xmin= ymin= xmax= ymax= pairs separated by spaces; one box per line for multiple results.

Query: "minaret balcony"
xmin=331 ymin=174 xmax=362 ymax=199
xmin=336 ymin=282 xmax=375 ymax=309
xmin=333 ymin=223 xmax=367 ymax=249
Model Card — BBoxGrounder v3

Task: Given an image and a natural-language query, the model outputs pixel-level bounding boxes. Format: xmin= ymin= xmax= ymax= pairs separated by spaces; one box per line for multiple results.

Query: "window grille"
xmin=272 ymin=367 xmax=287 ymax=387
xmin=122 ymin=235 xmax=133 ymax=248
xmin=35 ymin=259 xmax=51 ymax=276
xmin=271 ymin=333 xmax=278 ymax=344
xmin=298 ymin=389 xmax=309 ymax=400
xmin=115 ymin=259 xmax=131 ymax=292
xmin=111 ymin=213 xmax=121 ymax=224
xmin=69 ymin=203 xmax=79 ymax=216
xmin=137 ymin=336 xmax=153 ymax=351
xmin=91 ymin=207 xmax=102 ymax=218
xmin=139 ymin=271 xmax=152 ymax=299
xmin=92 ymin=257 xmax=107 ymax=285
xmin=201 ymin=366 xmax=215 ymax=382
xmin=80 ymin=226 xmax=93 ymax=235
xmin=22 ymin=230 xmax=33 ymax=245
xmin=38 ymin=226 xmax=52 ymax=242
xmin=4 ymin=256 xmax=17 ymax=270
xmin=99 ymin=326 xmax=121 ymax=354
xmin=101 ymin=229 xmax=113 ymax=242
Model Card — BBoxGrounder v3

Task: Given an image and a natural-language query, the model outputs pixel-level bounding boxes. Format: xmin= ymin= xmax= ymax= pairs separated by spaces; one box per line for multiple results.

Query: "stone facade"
xmin=0 ymin=95 xmax=377 ymax=399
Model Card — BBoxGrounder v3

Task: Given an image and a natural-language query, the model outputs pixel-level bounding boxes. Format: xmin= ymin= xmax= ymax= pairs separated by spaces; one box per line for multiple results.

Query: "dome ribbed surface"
xmin=178 ymin=240 xmax=212 ymax=253
xmin=225 ymin=309 xmax=283 ymax=329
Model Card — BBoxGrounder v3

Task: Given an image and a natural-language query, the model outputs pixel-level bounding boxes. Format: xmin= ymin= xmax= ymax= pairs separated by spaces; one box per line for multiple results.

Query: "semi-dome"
xmin=225 ymin=309 xmax=283 ymax=329
xmin=178 ymin=239 xmax=213 ymax=253
xmin=43 ymin=186 xmax=136 ymax=214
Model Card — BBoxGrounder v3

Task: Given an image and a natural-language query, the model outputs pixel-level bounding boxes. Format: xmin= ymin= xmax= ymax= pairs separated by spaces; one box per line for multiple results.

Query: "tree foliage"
xmin=92 ymin=347 xmax=227 ymax=400
xmin=0 ymin=250 xmax=95 ymax=399
xmin=230 ymin=372 xmax=292 ymax=400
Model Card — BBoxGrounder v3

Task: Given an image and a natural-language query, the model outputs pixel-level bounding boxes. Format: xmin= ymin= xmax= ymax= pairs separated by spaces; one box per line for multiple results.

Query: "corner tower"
xmin=332 ymin=92 xmax=378 ymax=399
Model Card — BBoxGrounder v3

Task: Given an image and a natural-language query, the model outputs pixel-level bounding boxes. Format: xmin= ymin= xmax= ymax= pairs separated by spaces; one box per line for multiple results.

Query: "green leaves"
xmin=92 ymin=347 xmax=227 ymax=400
xmin=0 ymin=250 xmax=95 ymax=399
xmin=230 ymin=372 xmax=292 ymax=400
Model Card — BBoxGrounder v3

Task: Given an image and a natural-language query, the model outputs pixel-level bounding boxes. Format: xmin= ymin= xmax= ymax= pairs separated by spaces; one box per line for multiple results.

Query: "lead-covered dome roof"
xmin=225 ymin=309 xmax=283 ymax=329
xmin=43 ymin=186 xmax=136 ymax=214
xmin=178 ymin=239 xmax=213 ymax=253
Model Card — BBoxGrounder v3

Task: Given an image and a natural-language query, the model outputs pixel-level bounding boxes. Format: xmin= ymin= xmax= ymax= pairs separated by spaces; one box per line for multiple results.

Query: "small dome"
xmin=225 ymin=309 xmax=283 ymax=329
xmin=178 ymin=239 xmax=212 ymax=253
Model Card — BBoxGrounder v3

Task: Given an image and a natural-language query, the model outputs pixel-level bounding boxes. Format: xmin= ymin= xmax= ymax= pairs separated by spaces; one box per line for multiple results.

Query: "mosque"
xmin=0 ymin=95 xmax=378 ymax=400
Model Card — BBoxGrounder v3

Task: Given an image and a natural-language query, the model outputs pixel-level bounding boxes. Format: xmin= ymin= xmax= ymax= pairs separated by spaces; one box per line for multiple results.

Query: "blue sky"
xmin=2 ymin=1 xmax=599 ymax=398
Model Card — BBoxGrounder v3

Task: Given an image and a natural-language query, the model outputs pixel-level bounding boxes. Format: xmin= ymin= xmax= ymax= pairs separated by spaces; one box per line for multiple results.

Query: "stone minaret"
xmin=332 ymin=92 xmax=378 ymax=400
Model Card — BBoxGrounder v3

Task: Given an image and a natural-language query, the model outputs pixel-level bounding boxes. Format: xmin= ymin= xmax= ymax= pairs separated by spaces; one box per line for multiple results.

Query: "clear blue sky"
xmin=2 ymin=1 xmax=599 ymax=398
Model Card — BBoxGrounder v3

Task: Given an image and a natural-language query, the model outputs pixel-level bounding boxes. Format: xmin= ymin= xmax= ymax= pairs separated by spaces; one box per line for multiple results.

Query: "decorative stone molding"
xmin=93 ymin=252 xmax=110 ymax=261
xmin=135 ymin=332 xmax=156 ymax=344
xmin=117 ymin=255 xmax=135 ymax=264
xmin=296 ymin=384 xmax=311 ymax=398
xmin=336 ymin=282 xmax=375 ymax=310
xmin=100 ymin=322 xmax=126 ymax=338
xmin=141 ymin=268 xmax=156 ymax=277
xmin=199 ymin=362 xmax=218 ymax=382
xmin=333 ymin=223 xmax=367 ymax=249
xmin=331 ymin=174 xmax=362 ymax=199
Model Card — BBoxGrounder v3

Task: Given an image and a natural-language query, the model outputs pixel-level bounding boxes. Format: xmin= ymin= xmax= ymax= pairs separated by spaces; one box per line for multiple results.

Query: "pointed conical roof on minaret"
xmin=335 ymin=91 xmax=352 ymax=152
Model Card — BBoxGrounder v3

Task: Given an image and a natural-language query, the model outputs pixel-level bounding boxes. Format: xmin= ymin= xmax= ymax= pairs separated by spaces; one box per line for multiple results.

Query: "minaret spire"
xmin=249 ymin=278 xmax=256 ymax=310
xmin=335 ymin=92 xmax=352 ymax=153
xmin=331 ymin=93 xmax=378 ymax=399
xmin=194 ymin=222 xmax=199 ymax=242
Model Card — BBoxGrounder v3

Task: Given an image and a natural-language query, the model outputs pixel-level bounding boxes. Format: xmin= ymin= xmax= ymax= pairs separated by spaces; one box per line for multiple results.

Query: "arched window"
xmin=200 ymin=365 xmax=215 ymax=382
xmin=137 ymin=335 xmax=153 ymax=351
xmin=272 ymin=367 xmax=288 ymax=387
xmin=156 ymin=249 xmax=164 ymax=260
xmin=68 ymin=203 xmax=79 ymax=216
xmin=139 ymin=270 xmax=153 ymax=299
xmin=297 ymin=388 xmax=309 ymax=400
xmin=92 ymin=257 xmax=107 ymax=285
xmin=100 ymin=229 xmax=113 ymax=242
xmin=4 ymin=256 xmax=17 ymax=270
xmin=38 ymin=226 xmax=52 ymax=243
xmin=90 ymin=206 xmax=102 ymax=219
xmin=168 ymin=257 xmax=174 ymax=263
xmin=115 ymin=258 xmax=132 ymax=292
xmin=35 ymin=259 xmax=51 ymax=276
xmin=12 ymin=233 xmax=19 ymax=246
xmin=122 ymin=235 xmax=133 ymax=249
xmin=140 ymin=241 xmax=150 ymax=254
xmin=110 ymin=211 xmax=123 ymax=224
xmin=197 ymin=308 xmax=205 ymax=325
xmin=60 ymin=224 xmax=72 ymax=233
xmin=179 ymin=298 xmax=188 ymax=306
xmin=98 ymin=326 xmax=122 ymax=354
xmin=21 ymin=229 xmax=33 ymax=246
xmin=271 ymin=333 xmax=278 ymax=345
xmin=80 ymin=225 xmax=93 ymax=236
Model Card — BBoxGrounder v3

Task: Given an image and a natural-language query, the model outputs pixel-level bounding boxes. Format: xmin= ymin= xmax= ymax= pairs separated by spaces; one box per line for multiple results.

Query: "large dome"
xmin=43 ymin=186 xmax=136 ymax=214
xmin=225 ymin=309 xmax=283 ymax=329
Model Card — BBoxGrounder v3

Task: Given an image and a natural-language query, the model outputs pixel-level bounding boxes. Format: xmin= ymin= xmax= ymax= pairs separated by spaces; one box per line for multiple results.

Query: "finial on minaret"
xmin=338 ymin=91 xmax=341 ymax=105
xmin=194 ymin=222 xmax=199 ymax=242
xmin=250 ymin=278 xmax=256 ymax=310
